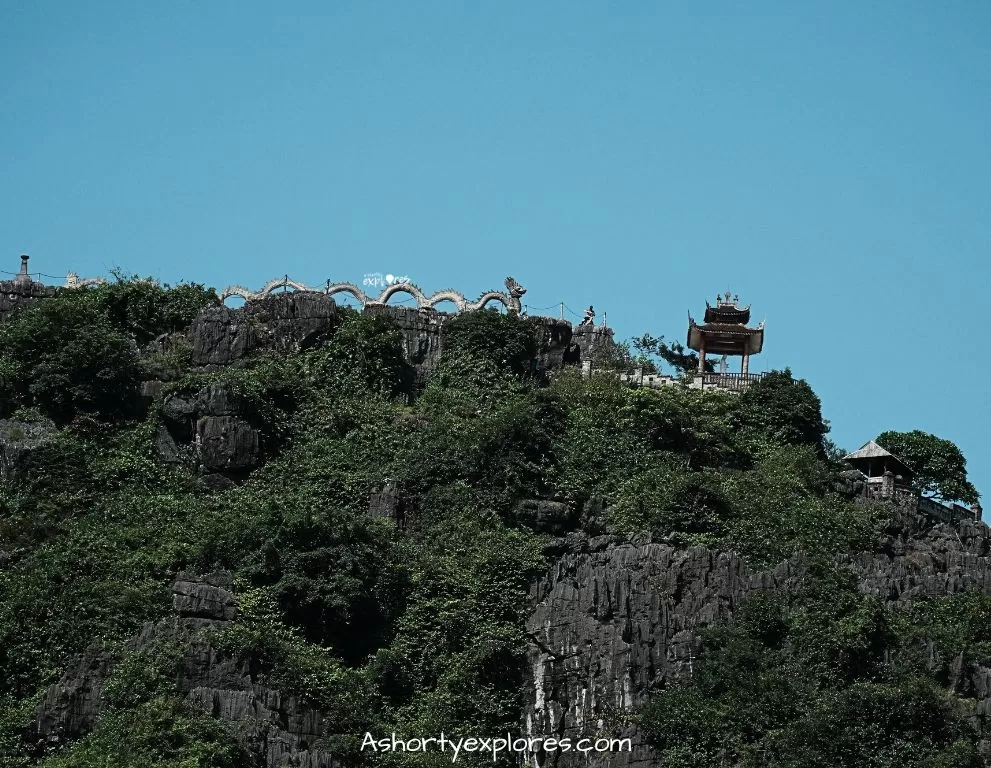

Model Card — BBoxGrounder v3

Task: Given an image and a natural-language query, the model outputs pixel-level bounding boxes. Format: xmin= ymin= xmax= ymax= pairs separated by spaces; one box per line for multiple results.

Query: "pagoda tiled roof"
xmin=694 ymin=322 xmax=762 ymax=335
xmin=704 ymin=302 xmax=751 ymax=324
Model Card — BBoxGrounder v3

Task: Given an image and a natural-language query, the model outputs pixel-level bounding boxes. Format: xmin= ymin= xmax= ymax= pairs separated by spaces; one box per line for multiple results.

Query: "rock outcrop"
xmin=33 ymin=573 xmax=338 ymax=768
xmin=849 ymin=506 xmax=991 ymax=600
xmin=524 ymin=536 xmax=805 ymax=767
xmin=514 ymin=499 xmax=577 ymax=535
xmin=156 ymin=384 xmax=262 ymax=477
xmin=0 ymin=419 xmax=57 ymax=484
xmin=532 ymin=317 xmax=575 ymax=373
xmin=363 ymin=305 xmax=446 ymax=389
xmin=244 ymin=292 xmax=340 ymax=355
xmin=524 ymin=511 xmax=991 ymax=766
xmin=188 ymin=305 xmax=259 ymax=367
xmin=570 ymin=325 xmax=616 ymax=367
xmin=0 ymin=278 xmax=57 ymax=324
xmin=188 ymin=293 xmax=339 ymax=369
xmin=368 ymin=480 xmax=408 ymax=528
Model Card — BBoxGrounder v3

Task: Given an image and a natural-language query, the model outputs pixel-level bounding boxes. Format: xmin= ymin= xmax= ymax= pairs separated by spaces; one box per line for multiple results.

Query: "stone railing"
xmin=701 ymin=372 xmax=767 ymax=392
xmin=860 ymin=475 xmax=979 ymax=524
xmin=581 ymin=365 xmax=767 ymax=395
xmin=917 ymin=495 xmax=979 ymax=525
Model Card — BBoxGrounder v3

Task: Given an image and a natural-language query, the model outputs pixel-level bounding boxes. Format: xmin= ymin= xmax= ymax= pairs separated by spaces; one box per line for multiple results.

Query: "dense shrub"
xmin=640 ymin=567 xmax=982 ymax=768
xmin=876 ymin=429 xmax=979 ymax=505
xmin=733 ymin=368 xmax=829 ymax=453
xmin=441 ymin=308 xmax=538 ymax=376
xmin=0 ymin=277 xmax=217 ymax=424
xmin=39 ymin=697 xmax=247 ymax=768
xmin=0 ymin=300 xmax=141 ymax=424
xmin=78 ymin=273 xmax=218 ymax=345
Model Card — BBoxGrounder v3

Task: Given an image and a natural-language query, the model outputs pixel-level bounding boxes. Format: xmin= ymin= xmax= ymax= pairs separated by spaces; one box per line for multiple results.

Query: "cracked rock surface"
xmin=33 ymin=573 xmax=338 ymax=768
xmin=524 ymin=509 xmax=991 ymax=767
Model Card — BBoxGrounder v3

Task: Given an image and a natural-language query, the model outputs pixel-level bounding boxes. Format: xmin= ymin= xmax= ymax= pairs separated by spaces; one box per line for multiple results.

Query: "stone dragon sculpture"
xmin=218 ymin=275 xmax=526 ymax=314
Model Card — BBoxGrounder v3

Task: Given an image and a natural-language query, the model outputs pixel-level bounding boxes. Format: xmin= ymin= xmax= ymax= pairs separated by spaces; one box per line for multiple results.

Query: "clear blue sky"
xmin=3 ymin=2 xmax=989 ymax=504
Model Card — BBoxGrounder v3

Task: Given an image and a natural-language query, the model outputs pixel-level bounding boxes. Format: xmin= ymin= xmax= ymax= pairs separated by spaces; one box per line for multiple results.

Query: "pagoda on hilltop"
xmin=687 ymin=291 xmax=765 ymax=376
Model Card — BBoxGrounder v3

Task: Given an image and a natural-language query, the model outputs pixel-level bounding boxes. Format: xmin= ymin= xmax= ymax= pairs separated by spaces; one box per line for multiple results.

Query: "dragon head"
xmin=504 ymin=276 xmax=527 ymax=298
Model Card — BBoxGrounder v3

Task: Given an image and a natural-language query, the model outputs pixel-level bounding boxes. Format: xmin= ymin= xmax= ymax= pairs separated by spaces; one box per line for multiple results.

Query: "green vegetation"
xmin=640 ymin=567 xmax=985 ymax=767
xmin=41 ymin=698 xmax=248 ymax=768
xmin=441 ymin=308 xmax=539 ymax=376
xmin=631 ymin=332 xmax=712 ymax=374
xmin=0 ymin=281 xmax=984 ymax=766
xmin=877 ymin=429 xmax=980 ymax=505
xmin=0 ymin=274 xmax=216 ymax=425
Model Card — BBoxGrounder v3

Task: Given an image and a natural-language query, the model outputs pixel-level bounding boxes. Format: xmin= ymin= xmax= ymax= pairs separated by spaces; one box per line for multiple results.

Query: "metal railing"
xmin=700 ymin=372 xmax=767 ymax=392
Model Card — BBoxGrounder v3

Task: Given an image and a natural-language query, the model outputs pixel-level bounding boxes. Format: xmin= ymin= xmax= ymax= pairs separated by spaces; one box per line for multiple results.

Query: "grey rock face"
xmin=532 ymin=318 xmax=575 ymax=373
xmin=369 ymin=481 xmax=407 ymax=528
xmin=33 ymin=646 xmax=113 ymax=748
xmin=245 ymin=292 xmax=339 ymax=354
xmin=34 ymin=573 xmax=338 ymax=768
xmin=848 ymin=508 xmax=991 ymax=600
xmin=198 ymin=415 xmax=261 ymax=472
xmin=189 ymin=305 xmax=259 ymax=367
xmin=834 ymin=468 xmax=866 ymax=496
xmin=363 ymin=305 xmax=446 ymax=388
xmin=172 ymin=571 xmax=237 ymax=621
xmin=524 ymin=539 xmax=805 ymax=767
xmin=157 ymin=384 xmax=262 ymax=476
xmin=524 ymin=511 xmax=991 ymax=767
xmin=514 ymin=499 xmax=577 ymax=535
xmin=0 ymin=279 xmax=57 ymax=324
xmin=570 ymin=325 xmax=616 ymax=366
xmin=188 ymin=293 xmax=339 ymax=368
xmin=0 ymin=419 xmax=56 ymax=483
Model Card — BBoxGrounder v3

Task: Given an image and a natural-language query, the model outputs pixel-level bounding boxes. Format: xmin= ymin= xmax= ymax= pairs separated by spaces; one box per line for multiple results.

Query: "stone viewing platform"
xmin=581 ymin=363 xmax=768 ymax=394
xmin=578 ymin=291 xmax=771 ymax=394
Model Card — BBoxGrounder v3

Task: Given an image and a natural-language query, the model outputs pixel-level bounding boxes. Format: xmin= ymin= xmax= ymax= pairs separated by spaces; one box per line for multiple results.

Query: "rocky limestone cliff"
xmin=175 ymin=293 xmax=578 ymax=389
xmin=570 ymin=325 xmax=616 ymax=367
xmin=32 ymin=573 xmax=337 ymax=768
xmin=523 ymin=508 xmax=991 ymax=767
xmin=33 ymin=507 xmax=991 ymax=767
xmin=362 ymin=304 xmax=576 ymax=387
xmin=188 ymin=292 xmax=340 ymax=369
xmin=524 ymin=535 xmax=804 ymax=767
xmin=156 ymin=383 xmax=263 ymax=481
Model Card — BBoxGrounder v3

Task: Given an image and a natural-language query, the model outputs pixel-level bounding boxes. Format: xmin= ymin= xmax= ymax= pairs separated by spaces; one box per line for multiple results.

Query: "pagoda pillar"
xmin=741 ymin=354 xmax=749 ymax=375
xmin=697 ymin=335 xmax=706 ymax=372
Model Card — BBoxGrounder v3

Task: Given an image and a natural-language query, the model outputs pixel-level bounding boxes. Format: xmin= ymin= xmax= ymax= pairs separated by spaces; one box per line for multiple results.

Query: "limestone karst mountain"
xmin=0 ymin=273 xmax=985 ymax=768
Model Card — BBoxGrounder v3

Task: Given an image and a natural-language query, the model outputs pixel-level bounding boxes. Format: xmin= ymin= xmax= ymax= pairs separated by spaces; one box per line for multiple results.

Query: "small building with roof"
xmin=687 ymin=291 xmax=765 ymax=375
xmin=844 ymin=439 xmax=982 ymax=524
xmin=844 ymin=440 xmax=914 ymax=484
